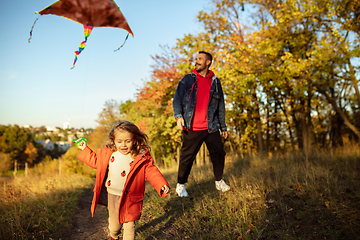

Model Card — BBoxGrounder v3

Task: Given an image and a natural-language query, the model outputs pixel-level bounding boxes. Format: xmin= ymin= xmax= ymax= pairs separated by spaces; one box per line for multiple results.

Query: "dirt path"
xmin=59 ymin=186 xmax=110 ymax=240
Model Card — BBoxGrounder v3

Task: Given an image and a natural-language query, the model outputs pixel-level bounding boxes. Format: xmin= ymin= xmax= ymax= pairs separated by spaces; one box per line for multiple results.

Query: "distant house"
xmin=36 ymin=139 xmax=55 ymax=150
xmin=36 ymin=139 xmax=72 ymax=152
xmin=57 ymin=141 xmax=72 ymax=151
xmin=46 ymin=126 xmax=54 ymax=132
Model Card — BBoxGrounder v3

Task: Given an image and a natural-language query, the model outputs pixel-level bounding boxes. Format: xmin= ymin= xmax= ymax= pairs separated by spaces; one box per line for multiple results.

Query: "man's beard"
xmin=195 ymin=63 xmax=205 ymax=72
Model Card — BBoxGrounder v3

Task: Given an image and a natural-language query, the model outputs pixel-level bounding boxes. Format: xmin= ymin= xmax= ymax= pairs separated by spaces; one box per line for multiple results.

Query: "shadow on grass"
xmin=137 ymin=179 xmax=214 ymax=239
xmin=257 ymin=155 xmax=360 ymax=240
xmin=137 ymin=156 xmax=251 ymax=239
xmin=260 ymin=188 xmax=359 ymax=240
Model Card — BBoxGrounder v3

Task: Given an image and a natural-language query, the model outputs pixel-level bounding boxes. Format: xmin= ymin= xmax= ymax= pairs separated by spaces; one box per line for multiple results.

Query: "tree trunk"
xmin=329 ymin=113 xmax=344 ymax=147
xmin=302 ymin=84 xmax=313 ymax=156
xmin=202 ymin=143 xmax=206 ymax=164
xmin=316 ymin=84 xmax=360 ymax=141
xmin=274 ymin=94 xmax=295 ymax=150
xmin=170 ymin=152 xmax=175 ymax=169
xmin=291 ymin=98 xmax=304 ymax=150
xmin=196 ymin=145 xmax=202 ymax=166
xmin=247 ymin=142 xmax=252 ymax=157
xmin=160 ymin=146 xmax=166 ymax=167
xmin=265 ymin=95 xmax=270 ymax=155
xmin=348 ymin=59 xmax=360 ymax=106
xmin=274 ymin=99 xmax=280 ymax=151
xmin=252 ymin=89 xmax=264 ymax=156
xmin=239 ymin=131 xmax=244 ymax=158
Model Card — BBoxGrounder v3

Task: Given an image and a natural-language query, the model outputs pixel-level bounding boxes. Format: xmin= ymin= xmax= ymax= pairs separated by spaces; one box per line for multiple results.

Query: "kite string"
xmin=79 ymin=47 xmax=90 ymax=129
xmin=114 ymin=33 xmax=130 ymax=52
xmin=80 ymin=66 xmax=88 ymax=128
xmin=28 ymin=13 xmax=40 ymax=43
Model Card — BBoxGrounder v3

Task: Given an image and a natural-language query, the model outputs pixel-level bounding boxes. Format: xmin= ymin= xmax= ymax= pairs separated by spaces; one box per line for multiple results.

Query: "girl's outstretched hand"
xmin=75 ymin=138 xmax=87 ymax=150
xmin=161 ymin=185 xmax=170 ymax=195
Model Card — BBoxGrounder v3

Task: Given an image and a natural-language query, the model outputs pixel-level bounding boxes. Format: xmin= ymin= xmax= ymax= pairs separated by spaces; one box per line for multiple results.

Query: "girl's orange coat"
xmin=78 ymin=146 xmax=170 ymax=224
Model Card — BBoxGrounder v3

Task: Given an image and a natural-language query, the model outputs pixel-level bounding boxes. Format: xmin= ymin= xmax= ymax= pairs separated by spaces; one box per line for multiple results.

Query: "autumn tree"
xmin=128 ymin=46 xmax=185 ymax=167
xmin=24 ymin=142 xmax=38 ymax=164
xmin=174 ymin=0 xmax=359 ymax=156
xmin=93 ymin=0 xmax=359 ymax=159
xmin=90 ymin=99 xmax=121 ymax=149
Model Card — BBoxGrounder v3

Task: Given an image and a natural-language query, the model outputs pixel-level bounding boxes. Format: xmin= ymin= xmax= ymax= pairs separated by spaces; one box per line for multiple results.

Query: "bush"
xmin=61 ymin=147 xmax=95 ymax=177
xmin=0 ymin=153 xmax=12 ymax=174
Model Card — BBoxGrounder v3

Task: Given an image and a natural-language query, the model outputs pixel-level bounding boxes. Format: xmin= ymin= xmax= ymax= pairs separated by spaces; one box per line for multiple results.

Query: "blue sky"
xmin=0 ymin=0 xmax=209 ymax=129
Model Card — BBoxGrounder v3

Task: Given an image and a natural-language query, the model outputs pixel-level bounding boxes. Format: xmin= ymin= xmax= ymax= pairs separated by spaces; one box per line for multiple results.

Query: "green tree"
xmin=1 ymin=125 xmax=32 ymax=162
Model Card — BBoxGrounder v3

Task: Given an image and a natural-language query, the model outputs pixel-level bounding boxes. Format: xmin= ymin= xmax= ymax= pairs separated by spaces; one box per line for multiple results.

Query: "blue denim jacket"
xmin=173 ymin=72 xmax=227 ymax=133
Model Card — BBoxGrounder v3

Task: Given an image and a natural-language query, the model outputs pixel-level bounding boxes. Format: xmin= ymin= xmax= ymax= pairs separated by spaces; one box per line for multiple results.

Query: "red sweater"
xmin=191 ymin=69 xmax=214 ymax=131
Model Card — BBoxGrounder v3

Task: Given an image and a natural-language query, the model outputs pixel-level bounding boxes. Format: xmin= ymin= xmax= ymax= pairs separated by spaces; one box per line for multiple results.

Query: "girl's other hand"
xmin=161 ymin=185 xmax=170 ymax=195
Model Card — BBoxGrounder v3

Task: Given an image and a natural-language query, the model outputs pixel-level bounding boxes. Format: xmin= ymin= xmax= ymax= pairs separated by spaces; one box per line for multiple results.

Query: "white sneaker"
xmin=176 ymin=183 xmax=189 ymax=197
xmin=215 ymin=179 xmax=230 ymax=192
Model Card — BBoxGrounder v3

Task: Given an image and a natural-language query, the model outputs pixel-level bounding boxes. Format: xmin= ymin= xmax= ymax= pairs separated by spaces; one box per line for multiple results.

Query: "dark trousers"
xmin=178 ymin=130 xmax=226 ymax=184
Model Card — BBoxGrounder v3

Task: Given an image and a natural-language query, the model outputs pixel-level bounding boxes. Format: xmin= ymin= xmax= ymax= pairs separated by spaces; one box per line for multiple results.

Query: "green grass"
xmin=137 ymin=148 xmax=360 ymax=240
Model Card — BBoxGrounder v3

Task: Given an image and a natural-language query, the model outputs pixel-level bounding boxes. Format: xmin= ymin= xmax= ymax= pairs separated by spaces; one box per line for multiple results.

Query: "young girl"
xmin=76 ymin=120 xmax=170 ymax=240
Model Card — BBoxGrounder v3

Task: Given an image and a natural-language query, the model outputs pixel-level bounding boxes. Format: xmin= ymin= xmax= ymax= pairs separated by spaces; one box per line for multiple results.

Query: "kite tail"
xmin=28 ymin=14 xmax=40 ymax=43
xmin=71 ymin=24 xmax=94 ymax=69
xmin=114 ymin=33 xmax=130 ymax=52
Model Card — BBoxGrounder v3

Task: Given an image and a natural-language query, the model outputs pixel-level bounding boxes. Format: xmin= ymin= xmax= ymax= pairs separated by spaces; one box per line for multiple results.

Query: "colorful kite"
xmin=29 ymin=0 xmax=133 ymax=69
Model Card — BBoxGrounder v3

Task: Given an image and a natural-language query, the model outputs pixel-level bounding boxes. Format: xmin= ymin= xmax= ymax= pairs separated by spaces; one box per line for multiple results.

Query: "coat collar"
xmin=133 ymin=148 xmax=151 ymax=165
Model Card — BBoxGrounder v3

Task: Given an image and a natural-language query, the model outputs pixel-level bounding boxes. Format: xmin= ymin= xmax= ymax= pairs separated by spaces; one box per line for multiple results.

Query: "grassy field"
xmin=0 ymin=160 xmax=93 ymax=240
xmin=1 ymin=146 xmax=359 ymax=240
xmin=137 ymin=147 xmax=360 ymax=240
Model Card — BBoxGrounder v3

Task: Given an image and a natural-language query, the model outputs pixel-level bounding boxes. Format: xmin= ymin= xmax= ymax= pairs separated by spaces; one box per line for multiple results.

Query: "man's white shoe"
xmin=215 ymin=179 xmax=230 ymax=192
xmin=176 ymin=183 xmax=189 ymax=197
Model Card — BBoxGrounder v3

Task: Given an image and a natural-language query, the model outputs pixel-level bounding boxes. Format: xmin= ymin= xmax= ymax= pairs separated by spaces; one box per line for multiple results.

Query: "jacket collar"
xmin=133 ymin=148 xmax=151 ymax=165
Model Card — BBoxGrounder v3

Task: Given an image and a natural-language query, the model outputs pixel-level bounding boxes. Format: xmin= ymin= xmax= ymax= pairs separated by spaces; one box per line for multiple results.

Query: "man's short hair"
xmin=199 ymin=51 xmax=212 ymax=68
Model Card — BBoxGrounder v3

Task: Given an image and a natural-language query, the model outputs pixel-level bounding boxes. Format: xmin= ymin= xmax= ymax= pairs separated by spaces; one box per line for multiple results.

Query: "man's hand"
xmin=176 ymin=117 xmax=184 ymax=130
xmin=222 ymin=131 xmax=228 ymax=140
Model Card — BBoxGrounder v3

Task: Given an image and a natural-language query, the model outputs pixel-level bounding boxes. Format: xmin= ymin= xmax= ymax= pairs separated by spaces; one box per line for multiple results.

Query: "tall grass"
xmin=0 ymin=160 xmax=93 ymax=240
xmin=137 ymin=146 xmax=360 ymax=240
xmin=1 ymin=146 xmax=359 ymax=240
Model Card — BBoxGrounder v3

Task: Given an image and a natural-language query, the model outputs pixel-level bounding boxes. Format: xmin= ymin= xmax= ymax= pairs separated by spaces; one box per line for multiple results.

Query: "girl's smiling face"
xmin=114 ymin=130 xmax=134 ymax=155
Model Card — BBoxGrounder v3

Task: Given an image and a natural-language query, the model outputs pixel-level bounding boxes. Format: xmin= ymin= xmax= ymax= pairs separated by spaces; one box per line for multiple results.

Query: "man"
xmin=173 ymin=51 xmax=230 ymax=197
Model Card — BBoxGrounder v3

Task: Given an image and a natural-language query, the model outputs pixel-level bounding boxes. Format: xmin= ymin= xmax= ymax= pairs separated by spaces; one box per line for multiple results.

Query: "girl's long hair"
xmin=106 ymin=120 xmax=149 ymax=157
